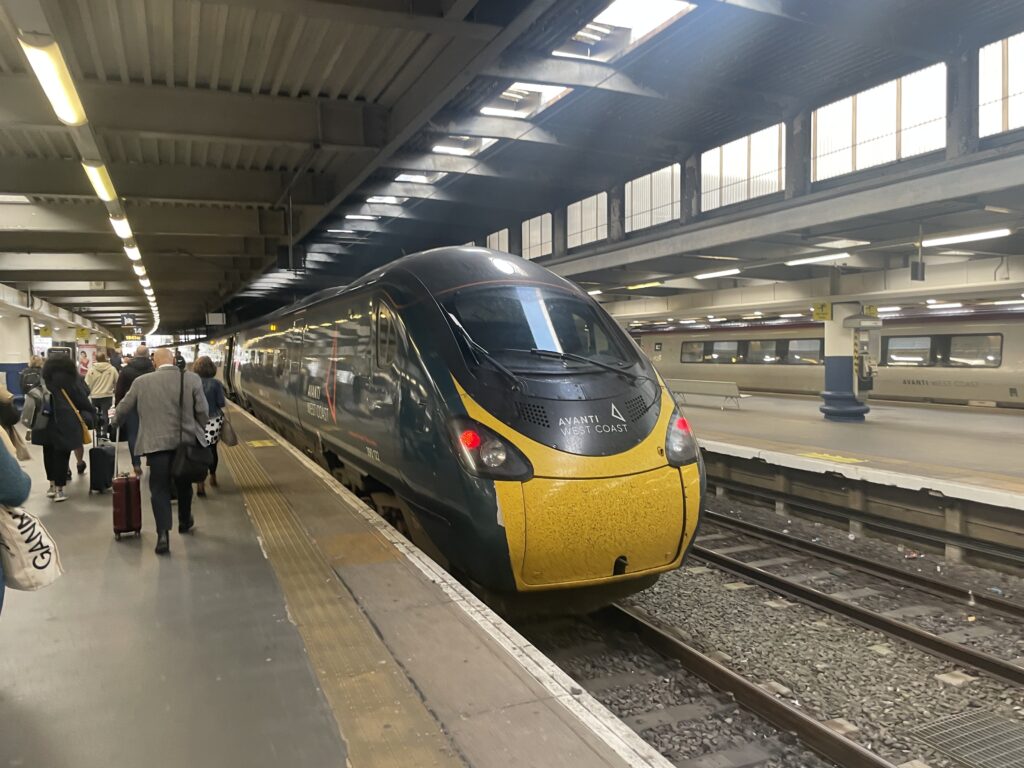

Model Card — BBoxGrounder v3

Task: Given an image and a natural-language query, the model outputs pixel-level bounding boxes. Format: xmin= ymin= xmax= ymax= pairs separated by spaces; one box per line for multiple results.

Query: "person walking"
xmin=32 ymin=356 xmax=96 ymax=502
xmin=0 ymin=426 xmax=32 ymax=616
xmin=174 ymin=350 xmax=187 ymax=371
xmin=19 ymin=355 xmax=43 ymax=397
xmin=193 ymin=356 xmax=225 ymax=497
xmin=112 ymin=348 xmax=209 ymax=555
xmin=114 ymin=345 xmax=154 ymax=477
xmin=84 ymin=350 xmax=117 ymax=433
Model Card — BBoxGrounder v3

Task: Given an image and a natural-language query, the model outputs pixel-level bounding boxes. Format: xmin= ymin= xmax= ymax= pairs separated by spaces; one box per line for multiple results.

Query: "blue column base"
xmin=819 ymin=355 xmax=869 ymax=422
xmin=1 ymin=363 xmax=27 ymax=406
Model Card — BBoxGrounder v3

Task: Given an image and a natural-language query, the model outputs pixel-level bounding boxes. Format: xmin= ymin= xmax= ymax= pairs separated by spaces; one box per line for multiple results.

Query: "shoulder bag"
xmin=62 ymin=389 xmax=92 ymax=445
xmin=0 ymin=504 xmax=64 ymax=590
xmin=171 ymin=370 xmax=214 ymax=482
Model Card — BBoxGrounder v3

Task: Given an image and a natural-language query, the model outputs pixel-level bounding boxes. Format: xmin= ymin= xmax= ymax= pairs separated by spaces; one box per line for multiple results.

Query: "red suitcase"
xmin=112 ymin=427 xmax=142 ymax=539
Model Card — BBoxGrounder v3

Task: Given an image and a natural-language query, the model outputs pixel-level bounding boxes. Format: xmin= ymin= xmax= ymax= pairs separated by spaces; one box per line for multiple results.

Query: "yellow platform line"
xmin=222 ymin=441 xmax=465 ymax=768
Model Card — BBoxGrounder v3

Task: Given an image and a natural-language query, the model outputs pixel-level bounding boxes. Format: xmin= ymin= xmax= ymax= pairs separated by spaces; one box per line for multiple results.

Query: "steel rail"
xmin=693 ymin=547 xmax=1024 ymax=687
xmin=601 ymin=604 xmax=898 ymax=768
xmin=705 ymin=512 xmax=1024 ymax=620
xmin=708 ymin=477 xmax=1024 ymax=568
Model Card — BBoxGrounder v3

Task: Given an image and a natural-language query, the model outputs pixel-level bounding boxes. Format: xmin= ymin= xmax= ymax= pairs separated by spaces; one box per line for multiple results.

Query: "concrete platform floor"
xmin=681 ymin=393 xmax=1024 ymax=490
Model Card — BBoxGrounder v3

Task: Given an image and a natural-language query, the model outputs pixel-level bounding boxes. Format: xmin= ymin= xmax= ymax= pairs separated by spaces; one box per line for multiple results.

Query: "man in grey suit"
xmin=113 ymin=348 xmax=209 ymax=555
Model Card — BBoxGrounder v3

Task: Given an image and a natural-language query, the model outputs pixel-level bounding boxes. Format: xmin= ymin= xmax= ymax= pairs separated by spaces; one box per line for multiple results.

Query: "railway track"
xmin=694 ymin=514 xmax=1024 ymax=687
xmin=520 ymin=607 xmax=895 ymax=768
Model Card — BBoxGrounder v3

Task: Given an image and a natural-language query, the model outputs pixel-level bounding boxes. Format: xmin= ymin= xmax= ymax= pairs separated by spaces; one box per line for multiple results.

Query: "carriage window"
xmin=680 ymin=341 xmax=704 ymax=363
xmin=377 ymin=303 xmax=397 ymax=368
xmin=748 ymin=339 xmax=779 ymax=363
xmin=947 ymin=334 xmax=1001 ymax=368
xmin=706 ymin=340 xmax=739 ymax=363
xmin=885 ymin=336 xmax=931 ymax=366
xmin=785 ymin=339 xmax=823 ymax=365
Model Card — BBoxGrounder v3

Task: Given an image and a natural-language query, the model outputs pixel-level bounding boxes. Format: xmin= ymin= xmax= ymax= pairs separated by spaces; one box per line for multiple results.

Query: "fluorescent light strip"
xmin=927 ymin=302 xmax=962 ymax=310
xmin=785 ymin=252 xmax=849 ymax=266
xmin=18 ymin=36 xmax=87 ymax=126
xmin=109 ymin=216 xmax=132 ymax=239
xmin=779 ymin=313 xmax=804 ymax=318
xmin=587 ymin=289 xmax=602 ymax=296
xmin=877 ymin=306 xmax=901 ymax=312
xmin=344 ymin=214 xmax=377 ymax=221
xmin=921 ymin=228 xmax=1012 ymax=248
xmin=132 ymin=264 xmax=146 ymax=277
xmin=695 ymin=268 xmax=740 ymax=280
xmin=82 ymin=162 xmax=116 ymax=202
xmin=990 ymin=299 xmax=1024 ymax=305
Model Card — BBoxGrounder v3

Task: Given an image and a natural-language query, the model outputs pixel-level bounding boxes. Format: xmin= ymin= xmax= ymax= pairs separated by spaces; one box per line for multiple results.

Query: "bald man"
xmin=113 ymin=348 xmax=209 ymax=555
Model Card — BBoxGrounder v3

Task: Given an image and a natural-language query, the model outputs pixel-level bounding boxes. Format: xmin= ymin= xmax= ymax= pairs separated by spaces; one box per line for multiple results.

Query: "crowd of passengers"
xmin=0 ymin=346 xmax=227 ymax=613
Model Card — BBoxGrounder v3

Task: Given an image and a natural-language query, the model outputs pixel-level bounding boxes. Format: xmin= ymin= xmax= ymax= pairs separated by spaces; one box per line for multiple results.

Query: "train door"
xmin=364 ymin=300 xmax=400 ymax=466
xmin=283 ymin=314 xmax=307 ymax=421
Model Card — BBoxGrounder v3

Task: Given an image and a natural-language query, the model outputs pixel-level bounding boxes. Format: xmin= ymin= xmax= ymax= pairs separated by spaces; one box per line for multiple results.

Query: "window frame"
xmin=782 ymin=338 xmax=824 ymax=366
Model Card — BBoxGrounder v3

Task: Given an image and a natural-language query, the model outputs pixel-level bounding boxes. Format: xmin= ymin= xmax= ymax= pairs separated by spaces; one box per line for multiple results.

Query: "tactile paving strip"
xmin=910 ymin=710 xmax=1024 ymax=768
xmin=222 ymin=440 xmax=464 ymax=768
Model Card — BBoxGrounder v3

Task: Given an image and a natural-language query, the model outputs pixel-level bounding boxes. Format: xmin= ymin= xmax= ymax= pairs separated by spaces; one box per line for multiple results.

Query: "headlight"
xmin=449 ymin=417 xmax=533 ymax=481
xmin=665 ymin=406 xmax=699 ymax=467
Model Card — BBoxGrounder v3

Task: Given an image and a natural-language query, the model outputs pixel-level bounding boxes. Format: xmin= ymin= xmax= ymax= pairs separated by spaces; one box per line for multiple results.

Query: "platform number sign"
xmin=121 ymin=313 xmax=136 ymax=327
xmin=812 ymin=302 xmax=832 ymax=321
xmin=863 ymin=305 xmax=878 ymax=317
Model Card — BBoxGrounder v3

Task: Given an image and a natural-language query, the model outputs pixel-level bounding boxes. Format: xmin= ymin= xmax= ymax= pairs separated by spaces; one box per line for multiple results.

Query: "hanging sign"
xmin=811 ymin=302 xmax=833 ymax=321
xmin=75 ymin=328 xmax=90 ymax=340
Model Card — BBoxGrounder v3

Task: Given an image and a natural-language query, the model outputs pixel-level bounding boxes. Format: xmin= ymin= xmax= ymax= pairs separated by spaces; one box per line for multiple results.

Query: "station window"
xmin=947 ymin=334 xmax=1002 ymax=368
xmin=884 ymin=336 xmax=932 ymax=367
xmin=784 ymin=339 xmax=823 ymax=365
xmin=747 ymin=339 xmax=779 ymax=364
xmin=680 ymin=341 xmax=704 ymax=363
xmin=706 ymin=340 xmax=740 ymax=363
xmin=979 ymin=32 xmax=1024 ymax=137
xmin=812 ymin=63 xmax=946 ymax=182
xmin=701 ymin=124 xmax=785 ymax=211
xmin=521 ymin=213 xmax=552 ymax=259
xmin=567 ymin=192 xmax=608 ymax=248
xmin=487 ymin=228 xmax=509 ymax=253
xmin=625 ymin=163 xmax=681 ymax=233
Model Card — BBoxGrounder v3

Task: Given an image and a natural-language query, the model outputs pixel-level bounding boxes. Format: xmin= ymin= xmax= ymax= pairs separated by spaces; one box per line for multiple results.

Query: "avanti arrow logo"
xmin=611 ymin=403 xmax=625 ymax=422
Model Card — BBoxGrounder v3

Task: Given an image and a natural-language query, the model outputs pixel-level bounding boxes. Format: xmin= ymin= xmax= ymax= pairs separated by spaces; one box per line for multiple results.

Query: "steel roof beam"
xmin=481 ymin=52 xmax=666 ymax=100
xmin=381 ymin=151 xmax=618 ymax=191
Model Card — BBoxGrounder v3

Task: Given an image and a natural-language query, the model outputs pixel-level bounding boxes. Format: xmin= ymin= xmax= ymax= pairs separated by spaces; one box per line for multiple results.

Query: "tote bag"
xmin=0 ymin=505 xmax=64 ymax=590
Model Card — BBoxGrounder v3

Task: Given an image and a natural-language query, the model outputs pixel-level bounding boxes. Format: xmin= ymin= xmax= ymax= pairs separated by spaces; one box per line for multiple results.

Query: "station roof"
xmin=1 ymin=0 xmax=1022 ymax=334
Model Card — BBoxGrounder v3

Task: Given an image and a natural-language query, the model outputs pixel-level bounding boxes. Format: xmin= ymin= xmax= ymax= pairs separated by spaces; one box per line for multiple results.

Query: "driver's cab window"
xmin=376 ymin=302 xmax=398 ymax=369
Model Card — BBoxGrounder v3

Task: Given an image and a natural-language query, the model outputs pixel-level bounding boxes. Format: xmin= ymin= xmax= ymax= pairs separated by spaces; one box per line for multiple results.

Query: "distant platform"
xmin=0 ymin=406 xmax=667 ymax=768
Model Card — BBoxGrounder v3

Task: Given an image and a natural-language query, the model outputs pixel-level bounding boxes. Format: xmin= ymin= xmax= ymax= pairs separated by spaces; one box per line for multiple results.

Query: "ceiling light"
xmin=708 ymin=317 xmax=728 ymax=322
xmin=817 ymin=238 xmax=870 ymax=249
xmin=143 ymin=288 xmax=154 ymax=296
xmin=785 ymin=252 xmax=849 ymax=266
xmin=921 ymin=228 xmax=1012 ymax=248
xmin=366 ymin=195 xmax=404 ymax=204
xmin=0 ymin=194 xmax=31 ymax=204
xmin=82 ymin=162 xmax=116 ymax=201
xmin=479 ymin=106 xmax=526 ymax=119
xmin=695 ymin=268 xmax=740 ymax=279
xmin=939 ymin=250 xmax=974 ymax=256
xmin=132 ymin=264 xmax=146 ymax=277
xmin=395 ymin=173 xmax=432 ymax=184
xmin=990 ymin=299 xmax=1024 ymax=305
xmin=877 ymin=306 xmax=901 ymax=312
xmin=741 ymin=315 xmax=762 ymax=320
xmin=139 ymin=277 xmax=151 ymax=288
xmin=926 ymin=298 xmax=938 ymax=304
xmin=984 ymin=205 xmax=1013 ymax=214
xmin=109 ymin=216 xmax=132 ymax=239
xmin=677 ymin=319 xmax=697 ymax=324
xmin=433 ymin=144 xmax=474 ymax=156
xmin=625 ymin=281 xmax=663 ymax=290
xmin=587 ymin=289 xmax=602 ymax=296
xmin=327 ymin=228 xmax=356 ymax=234
xmin=18 ymin=35 xmax=87 ymax=126
xmin=928 ymin=302 xmax=963 ymax=310
xmin=124 ymin=244 xmax=141 ymax=261
xmin=344 ymin=214 xmax=377 ymax=221
xmin=779 ymin=313 xmax=804 ymax=318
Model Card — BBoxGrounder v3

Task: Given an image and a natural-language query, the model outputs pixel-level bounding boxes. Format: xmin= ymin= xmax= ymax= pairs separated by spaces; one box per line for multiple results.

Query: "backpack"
xmin=21 ymin=368 xmax=41 ymax=393
xmin=21 ymin=384 xmax=50 ymax=429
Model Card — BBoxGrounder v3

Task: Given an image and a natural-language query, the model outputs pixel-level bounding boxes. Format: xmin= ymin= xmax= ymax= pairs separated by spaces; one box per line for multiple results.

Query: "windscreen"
xmin=443 ymin=285 xmax=634 ymax=368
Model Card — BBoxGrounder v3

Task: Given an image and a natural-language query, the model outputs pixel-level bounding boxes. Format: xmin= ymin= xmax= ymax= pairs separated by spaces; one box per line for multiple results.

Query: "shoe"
xmin=46 ymin=484 xmax=56 ymax=498
xmin=209 ymin=472 xmax=218 ymax=488
xmin=179 ymin=518 xmax=195 ymax=535
xmin=155 ymin=530 xmax=170 ymax=555
xmin=77 ymin=461 xmax=87 ymax=475
xmin=53 ymin=489 xmax=67 ymax=503
xmin=196 ymin=482 xmax=206 ymax=498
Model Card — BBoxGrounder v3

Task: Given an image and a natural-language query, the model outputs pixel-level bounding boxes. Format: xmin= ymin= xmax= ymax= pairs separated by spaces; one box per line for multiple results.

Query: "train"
xmin=632 ymin=316 xmax=1024 ymax=409
xmin=179 ymin=247 xmax=705 ymax=609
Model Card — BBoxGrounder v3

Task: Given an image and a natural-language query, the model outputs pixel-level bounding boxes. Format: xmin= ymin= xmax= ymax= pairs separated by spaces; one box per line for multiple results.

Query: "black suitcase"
xmin=89 ymin=429 xmax=116 ymax=493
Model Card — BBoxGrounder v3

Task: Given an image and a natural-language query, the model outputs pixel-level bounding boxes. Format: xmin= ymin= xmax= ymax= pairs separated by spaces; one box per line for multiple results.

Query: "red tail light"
xmin=666 ymin=407 xmax=699 ymax=466
xmin=449 ymin=417 xmax=533 ymax=481
xmin=460 ymin=429 xmax=482 ymax=449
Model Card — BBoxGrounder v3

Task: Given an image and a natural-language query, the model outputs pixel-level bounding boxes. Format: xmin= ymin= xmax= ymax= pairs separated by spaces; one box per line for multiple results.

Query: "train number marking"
xmin=365 ymin=446 xmax=381 ymax=462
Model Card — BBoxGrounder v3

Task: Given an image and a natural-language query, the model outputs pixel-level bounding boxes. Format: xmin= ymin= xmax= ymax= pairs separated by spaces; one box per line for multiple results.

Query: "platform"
xmin=682 ymin=393 xmax=1024 ymax=505
xmin=0 ymin=406 xmax=668 ymax=768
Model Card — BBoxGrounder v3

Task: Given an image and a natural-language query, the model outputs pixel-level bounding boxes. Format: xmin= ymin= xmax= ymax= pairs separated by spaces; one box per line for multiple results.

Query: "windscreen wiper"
xmin=445 ymin=312 xmax=526 ymax=392
xmin=519 ymin=348 xmax=643 ymax=383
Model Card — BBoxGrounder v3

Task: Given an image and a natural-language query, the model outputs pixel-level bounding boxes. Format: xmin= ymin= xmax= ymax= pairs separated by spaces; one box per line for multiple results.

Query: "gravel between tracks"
xmin=628 ymin=564 xmax=1024 ymax=768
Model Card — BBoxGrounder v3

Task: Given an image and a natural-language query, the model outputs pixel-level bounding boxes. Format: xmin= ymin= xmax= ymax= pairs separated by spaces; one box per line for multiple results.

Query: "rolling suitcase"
xmin=112 ymin=426 xmax=142 ymax=540
xmin=89 ymin=427 xmax=116 ymax=493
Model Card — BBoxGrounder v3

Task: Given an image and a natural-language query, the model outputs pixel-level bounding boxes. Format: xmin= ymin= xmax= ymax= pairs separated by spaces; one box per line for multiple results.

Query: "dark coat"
xmin=114 ymin=355 xmax=155 ymax=403
xmin=32 ymin=358 xmax=97 ymax=451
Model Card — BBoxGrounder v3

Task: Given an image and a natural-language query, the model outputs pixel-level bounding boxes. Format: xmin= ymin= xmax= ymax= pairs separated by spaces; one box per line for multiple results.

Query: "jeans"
xmin=92 ymin=397 xmax=112 ymax=432
xmin=124 ymin=411 xmax=142 ymax=469
xmin=43 ymin=445 xmax=71 ymax=485
xmin=146 ymin=450 xmax=193 ymax=533
xmin=210 ymin=443 xmax=219 ymax=475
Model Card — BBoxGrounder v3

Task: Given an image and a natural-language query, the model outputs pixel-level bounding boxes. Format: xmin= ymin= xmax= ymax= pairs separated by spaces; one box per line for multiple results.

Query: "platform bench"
xmin=665 ymin=378 xmax=751 ymax=410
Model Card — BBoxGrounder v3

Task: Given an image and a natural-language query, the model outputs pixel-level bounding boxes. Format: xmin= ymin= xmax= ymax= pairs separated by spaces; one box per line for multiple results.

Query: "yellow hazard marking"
xmin=799 ymin=452 xmax=868 ymax=464
xmin=246 ymin=439 xmax=276 ymax=448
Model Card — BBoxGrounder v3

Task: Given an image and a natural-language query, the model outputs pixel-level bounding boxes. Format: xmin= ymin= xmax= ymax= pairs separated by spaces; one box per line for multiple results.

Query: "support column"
xmin=551 ymin=206 xmax=568 ymax=260
xmin=819 ymin=302 xmax=870 ymax=422
xmin=608 ymin=182 xmax=626 ymax=242
xmin=785 ymin=108 xmax=812 ymax=199
xmin=681 ymin=153 xmax=700 ymax=224
xmin=1 ymin=313 xmax=32 ymax=400
xmin=946 ymin=47 xmax=980 ymax=160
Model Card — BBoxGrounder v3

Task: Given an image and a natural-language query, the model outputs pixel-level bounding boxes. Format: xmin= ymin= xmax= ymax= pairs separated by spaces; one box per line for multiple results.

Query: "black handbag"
xmin=171 ymin=370 xmax=214 ymax=483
